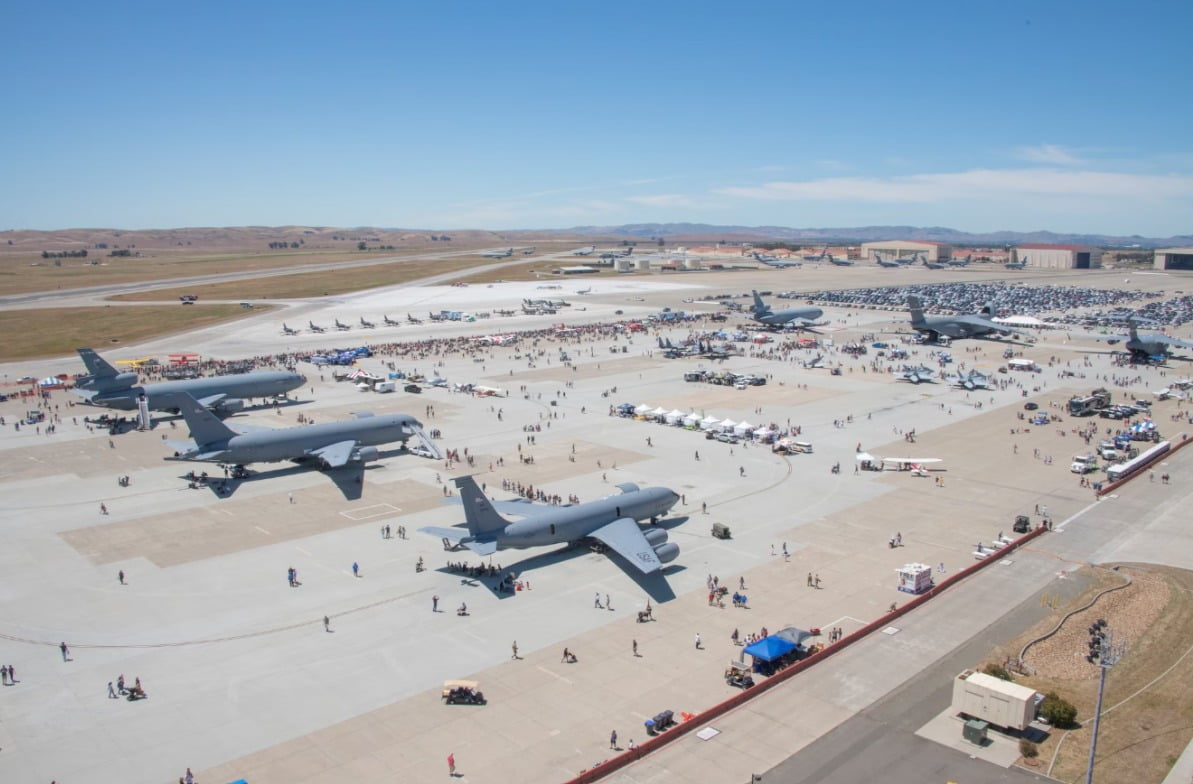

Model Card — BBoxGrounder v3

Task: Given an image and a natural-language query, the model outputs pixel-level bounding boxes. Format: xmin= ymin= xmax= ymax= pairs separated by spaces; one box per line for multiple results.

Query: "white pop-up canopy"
xmin=718 ymin=418 xmax=737 ymax=431
xmin=701 ymin=415 xmax=720 ymax=430
xmin=683 ymin=412 xmax=702 ymax=427
xmin=635 ymin=404 xmax=652 ymax=415
xmin=734 ymin=420 xmax=754 ymax=436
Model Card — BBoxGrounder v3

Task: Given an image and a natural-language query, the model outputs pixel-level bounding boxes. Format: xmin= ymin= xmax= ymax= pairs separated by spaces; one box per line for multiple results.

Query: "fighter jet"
xmin=334 ymin=318 xmax=352 ymax=331
xmin=308 ymin=321 xmax=326 ymax=333
xmin=894 ymin=365 xmax=937 ymax=384
xmin=359 ymin=316 xmax=376 ymax=329
xmin=383 ymin=314 xmax=402 ymax=326
xmin=947 ymin=369 xmax=990 ymax=390
xmin=576 ymin=286 xmax=593 ymax=295
xmin=166 ymin=391 xmax=430 ymax=471
xmin=753 ymin=252 xmax=801 ymax=268
xmin=407 ymin=313 xmax=422 ymax=324
xmin=72 ymin=349 xmax=305 ymax=415
xmin=948 ymin=254 xmax=973 ymax=267
xmin=281 ymin=323 xmax=300 ymax=336
xmin=748 ymin=290 xmax=824 ymax=330
xmin=907 ymin=295 xmax=1015 ymax=342
xmin=419 ymin=476 xmax=681 ymax=575
xmin=482 ymin=247 xmax=513 ymax=259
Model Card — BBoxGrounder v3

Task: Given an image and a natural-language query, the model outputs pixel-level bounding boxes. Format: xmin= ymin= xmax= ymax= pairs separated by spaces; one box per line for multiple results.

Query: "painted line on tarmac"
xmin=537 ymin=666 xmax=572 ymax=684
xmin=254 ymin=525 xmax=271 ymax=536
xmin=294 ymin=546 xmax=312 ymax=556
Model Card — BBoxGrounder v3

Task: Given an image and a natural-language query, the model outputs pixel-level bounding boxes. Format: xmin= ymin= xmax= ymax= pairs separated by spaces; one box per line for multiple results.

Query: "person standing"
xmin=108 ymin=680 xmax=116 ymax=698
xmin=447 ymin=752 xmax=456 ymax=776
xmin=59 ymin=641 xmax=69 ymax=661
xmin=118 ymin=570 xmax=125 ymax=585
xmin=0 ymin=665 xmax=7 ymax=685
xmin=432 ymin=594 xmax=439 ymax=612
xmin=694 ymin=632 xmax=702 ymax=649
xmin=632 ymin=639 xmax=639 ymax=657
xmin=323 ymin=615 xmax=330 ymax=633
xmin=511 ymin=641 xmax=519 ymax=660
xmin=352 ymin=561 xmax=359 ymax=578
xmin=609 ymin=729 xmax=618 ymax=749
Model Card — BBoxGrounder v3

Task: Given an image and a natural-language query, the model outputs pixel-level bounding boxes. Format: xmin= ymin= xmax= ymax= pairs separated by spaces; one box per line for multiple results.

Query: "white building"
xmin=859 ymin=240 xmax=952 ymax=263
xmin=1153 ymin=247 xmax=1193 ymax=271
xmin=1011 ymin=244 xmax=1102 ymax=269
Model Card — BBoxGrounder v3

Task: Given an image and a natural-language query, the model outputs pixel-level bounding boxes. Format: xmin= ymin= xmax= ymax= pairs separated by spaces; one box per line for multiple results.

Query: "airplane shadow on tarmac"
xmin=180 ymin=461 xmax=377 ymax=502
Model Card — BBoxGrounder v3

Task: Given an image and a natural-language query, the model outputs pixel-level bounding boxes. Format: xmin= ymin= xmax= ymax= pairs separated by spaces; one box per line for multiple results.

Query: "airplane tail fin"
xmin=77 ymin=348 xmax=119 ymax=378
xmin=980 ymin=302 xmax=994 ymax=317
xmin=750 ymin=290 xmax=769 ymax=313
xmin=452 ymin=475 xmax=512 ymax=536
xmin=907 ymin=296 xmax=926 ymax=326
xmin=173 ymin=392 xmax=237 ymax=446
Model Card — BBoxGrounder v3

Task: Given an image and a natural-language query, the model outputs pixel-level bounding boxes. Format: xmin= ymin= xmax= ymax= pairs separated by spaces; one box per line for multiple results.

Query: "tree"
xmin=1039 ymin=692 xmax=1078 ymax=728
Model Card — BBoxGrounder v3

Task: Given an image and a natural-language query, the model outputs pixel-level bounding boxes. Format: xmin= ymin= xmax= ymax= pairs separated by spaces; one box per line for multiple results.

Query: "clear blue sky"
xmin=3 ymin=0 xmax=1190 ymax=236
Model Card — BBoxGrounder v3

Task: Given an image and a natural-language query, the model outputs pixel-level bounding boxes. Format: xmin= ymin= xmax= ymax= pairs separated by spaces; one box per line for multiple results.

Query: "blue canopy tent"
xmin=743 ymin=635 xmax=796 ymax=662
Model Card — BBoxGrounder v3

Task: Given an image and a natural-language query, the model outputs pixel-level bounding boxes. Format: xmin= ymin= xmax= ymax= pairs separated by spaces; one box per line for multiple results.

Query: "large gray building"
xmin=1153 ymin=248 xmax=1193 ymax=271
xmin=1011 ymin=244 xmax=1102 ymax=269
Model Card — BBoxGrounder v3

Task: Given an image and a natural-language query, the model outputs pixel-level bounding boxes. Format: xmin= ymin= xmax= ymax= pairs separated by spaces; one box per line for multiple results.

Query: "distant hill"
xmin=548 ymin=223 xmax=1193 ymax=248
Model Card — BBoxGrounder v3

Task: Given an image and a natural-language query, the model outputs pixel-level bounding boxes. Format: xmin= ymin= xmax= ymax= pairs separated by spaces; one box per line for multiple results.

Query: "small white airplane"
xmin=576 ymin=286 xmax=593 ymax=295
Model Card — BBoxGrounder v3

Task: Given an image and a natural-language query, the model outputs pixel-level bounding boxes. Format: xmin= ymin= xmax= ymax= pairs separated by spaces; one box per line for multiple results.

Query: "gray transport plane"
xmin=749 ymin=290 xmax=824 ymax=329
xmin=1092 ymin=322 xmax=1193 ymax=362
xmin=907 ymin=295 xmax=1014 ymax=342
xmin=72 ymin=349 xmax=306 ymax=415
xmin=166 ymin=392 xmax=428 ymax=470
xmin=420 ymin=476 xmax=681 ymax=575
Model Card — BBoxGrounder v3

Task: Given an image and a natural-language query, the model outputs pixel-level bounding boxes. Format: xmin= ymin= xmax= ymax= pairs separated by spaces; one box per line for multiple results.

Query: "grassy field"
xmin=110 ymin=256 xmax=502 ymax=302
xmin=990 ymin=565 xmax=1193 ymax=784
xmin=0 ymin=304 xmax=273 ymax=362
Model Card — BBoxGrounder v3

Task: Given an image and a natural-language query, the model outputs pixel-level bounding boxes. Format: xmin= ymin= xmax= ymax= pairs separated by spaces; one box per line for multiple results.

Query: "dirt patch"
xmin=0 ymin=304 xmax=272 ymax=362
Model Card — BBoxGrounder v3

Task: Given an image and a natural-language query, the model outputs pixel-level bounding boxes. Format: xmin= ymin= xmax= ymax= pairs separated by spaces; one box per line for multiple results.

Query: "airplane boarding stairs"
xmin=408 ymin=424 xmax=443 ymax=460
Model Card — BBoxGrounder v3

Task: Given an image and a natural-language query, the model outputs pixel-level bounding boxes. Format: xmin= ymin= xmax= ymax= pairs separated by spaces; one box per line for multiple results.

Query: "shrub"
xmin=983 ymin=663 xmax=1013 ymax=681
xmin=1040 ymin=692 xmax=1078 ymax=728
xmin=1019 ymin=739 xmax=1039 ymax=759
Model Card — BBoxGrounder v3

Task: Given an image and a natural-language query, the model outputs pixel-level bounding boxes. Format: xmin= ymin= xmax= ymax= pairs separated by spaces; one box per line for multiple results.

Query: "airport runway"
xmin=1 ymin=264 xmax=1190 ymax=784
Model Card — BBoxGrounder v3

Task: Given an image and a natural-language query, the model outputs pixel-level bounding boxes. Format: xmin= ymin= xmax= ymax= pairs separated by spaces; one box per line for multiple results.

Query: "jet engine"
xmin=652 ymin=542 xmax=680 ymax=564
xmin=644 ymin=528 xmax=669 ymax=547
xmin=355 ymin=446 xmax=380 ymax=463
xmin=213 ymin=399 xmax=246 ymax=414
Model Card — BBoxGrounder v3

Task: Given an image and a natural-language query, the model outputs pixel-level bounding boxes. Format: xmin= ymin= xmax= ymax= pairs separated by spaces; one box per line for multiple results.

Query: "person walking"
xmin=118 ymin=570 xmax=125 ymax=585
xmin=352 ymin=561 xmax=359 ymax=578
xmin=447 ymin=752 xmax=456 ymax=776
xmin=99 ymin=502 xmax=108 ymax=515
xmin=632 ymin=639 xmax=639 ymax=657
xmin=694 ymin=632 xmax=702 ymax=649
xmin=108 ymin=680 xmax=116 ymax=698
xmin=59 ymin=641 xmax=69 ymax=661
xmin=323 ymin=615 xmax=331 ymax=633
xmin=511 ymin=641 xmax=519 ymax=660
xmin=594 ymin=592 xmax=603 ymax=609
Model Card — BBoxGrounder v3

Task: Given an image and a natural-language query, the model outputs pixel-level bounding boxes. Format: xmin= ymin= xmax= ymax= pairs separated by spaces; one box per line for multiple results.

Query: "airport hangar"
xmin=1153 ymin=247 xmax=1193 ymax=270
xmin=1009 ymin=243 xmax=1104 ymax=269
xmin=858 ymin=240 xmax=951 ymax=262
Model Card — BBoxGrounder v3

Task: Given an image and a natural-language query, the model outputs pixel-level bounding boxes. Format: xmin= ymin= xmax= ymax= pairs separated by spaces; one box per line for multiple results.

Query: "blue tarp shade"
xmin=743 ymin=635 xmax=796 ymax=662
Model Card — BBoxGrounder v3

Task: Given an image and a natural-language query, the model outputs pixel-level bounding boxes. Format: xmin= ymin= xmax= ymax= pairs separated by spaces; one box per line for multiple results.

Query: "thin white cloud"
xmin=626 ymin=193 xmax=698 ymax=208
xmin=717 ymin=168 xmax=1193 ymax=204
xmin=1014 ymin=144 xmax=1085 ymax=165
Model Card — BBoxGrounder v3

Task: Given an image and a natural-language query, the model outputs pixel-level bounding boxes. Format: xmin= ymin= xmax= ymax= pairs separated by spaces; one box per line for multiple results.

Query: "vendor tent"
xmin=733 ymin=421 xmax=754 ymax=437
xmin=718 ymin=418 xmax=737 ymax=431
xmin=683 ymin=412 xmax=702 ymax=427
xmin=743 ymin=635 xmax=796 ymax=662
xmin=774 ymin=626 xmax=815 ymax=647
xmin=665 ymin=409 xmax=686 ymax=425
xmin=701 ymin=415 xmax=720 ymax=430
xmin=651 ymin=407 xmax=668 ymax=418
xmin=856 ymin=452 xmax=875 ymax=462
xmin=635 ymin=404 xmax=653 ymax=415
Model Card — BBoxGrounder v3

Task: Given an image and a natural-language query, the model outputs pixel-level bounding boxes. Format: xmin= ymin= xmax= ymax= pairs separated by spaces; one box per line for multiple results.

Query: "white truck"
xmin=1070 ymin=454 xmax=1098 ymax=474
xmin=374 ymin=381 xmax=396 ymax=393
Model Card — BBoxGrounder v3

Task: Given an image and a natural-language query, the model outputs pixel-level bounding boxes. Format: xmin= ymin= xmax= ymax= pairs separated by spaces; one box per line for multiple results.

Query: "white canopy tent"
xmin=718 ymin=418 xmax=737 ymax=432
xmin=683 ymin=412 xmax=702 ymax=427
xmin=635 ymin=404 xmax=652 ymax=415
xmin=701 ymin=415 xmax=720 ymax=430
xmin=733 ymin=421 xmax=755 ymax=437
xmin=665 ymin=409 xmax=686 ymax=425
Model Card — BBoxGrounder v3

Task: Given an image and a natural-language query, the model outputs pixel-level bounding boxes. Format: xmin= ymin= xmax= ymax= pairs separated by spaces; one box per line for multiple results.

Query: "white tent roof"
xmin=651 ymin=407 xmax=668 ymax=416
xmin=635 ymin=404 xmax=652 ymax=414
xmin=668 ymin=409 xmax=685 ymax=418
xmin=735 ymin=421 xmax=754 ymax=430
xmin=701 ymin=415 xmax=719 ymax=424
xmin=684 ymin=413 xmax=702 ymax=424
xmin=719 ymin=418 xmax=737 ymax=428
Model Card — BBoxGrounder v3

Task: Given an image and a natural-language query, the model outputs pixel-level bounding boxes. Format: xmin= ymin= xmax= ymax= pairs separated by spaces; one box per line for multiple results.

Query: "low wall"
xmin=563 ymin=524 xmax=1050 ymax=784
xmin=1096 ymin=433 xmax=1191 ymax=497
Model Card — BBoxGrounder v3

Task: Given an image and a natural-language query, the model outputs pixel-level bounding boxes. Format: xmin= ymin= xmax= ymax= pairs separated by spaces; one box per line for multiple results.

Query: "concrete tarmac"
xmin=1 ymin=264 xmax=1191 ymax=783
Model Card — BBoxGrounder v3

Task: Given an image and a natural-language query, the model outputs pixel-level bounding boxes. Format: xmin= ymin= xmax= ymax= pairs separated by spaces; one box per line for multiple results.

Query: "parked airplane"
xmin=407 ymin=313 xmax=422 ymax=324
xmin=281 ymin=323 xmax=300 ymax=336
xmin=1005 ymin=259 xmax=1028 ymax=270
xmin=947 ymin=369 xmax=991 ymax=390
xmin=826 ymin=254 xmax=854 ymax=266
xmin=309 ymin=321 xmax=326 ymax=333
xmin=494 ymin=308 xmax=517 ymax=317
xmin=876 ymin=257 xmax=903 ymax=268
xmin=753 ymin=252 xmax=801 ymax=268
xmin=948 ymin=254 xmax=973 ymax=267
xmin=383 ymin=314 xmax=402 ymax=326
xmin=1092 ymin=322 xmax=1193 ymax=362
xmin=73 ymin=349 xmax=305 ymax=415
xmin=877 ymin=456 xmax=943 ymax=473
xmin=522 ymin=247 xmax=536 ymax=255
xmin=334 ymin=318 xmax=352 ymax=331
xmin=923 ymin=258 xmax=949 ymax=269
xmin=894 ymin=365 xmax=937 ymax=384
xmin=359 ymin=317 xmax=376 ymax=329
xmin=907 ymin=295 xmax=1014 ymax=342
xmin=576 ymin=286 xmax=593 ymax=295
xmin=572 ymin=246 xmax=596 ymax=256
xmin=166 ymin=392 xmax=431 ymax=470
xmin=802 ymin=246 xmax=829 ymax=262
xmin=748 ymin=290 xmax=824 ymax=329
xmin=419 ymin=475 xmax=681 ymax=575
xmin=482 ymin=248 xmax=513 ymax=259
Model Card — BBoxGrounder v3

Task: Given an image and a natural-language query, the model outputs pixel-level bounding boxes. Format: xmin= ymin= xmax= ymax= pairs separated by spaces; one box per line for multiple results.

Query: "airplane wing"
xmin=310 ymin=440 xmax=357 ymax=469
xmin=589 ymin=517 xmax=662 ymax=575
xmin=195 ymin=393 xmax=228 ymax=409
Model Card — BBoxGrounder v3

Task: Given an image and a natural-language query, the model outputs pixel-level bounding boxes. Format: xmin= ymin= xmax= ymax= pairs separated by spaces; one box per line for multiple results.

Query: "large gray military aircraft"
xmin=166 ymin=392 xmax=431 ymax=470
xmin=1092 ymin=322 xmax=1193 ymax=362
xmin=907 ymin=295 xmax=1014 ymax=342
xmin=753 ymin=252 xmax=801 ymax=268
xmin=749 ymin=290 xmax=824 ymax=330
xmin=482 ymin=247 xmax=513 ymax=258
xmin=420 ymin=476 xmax=681 ymax=575
xmin=72 ymin=349 xmax=305 ymax=415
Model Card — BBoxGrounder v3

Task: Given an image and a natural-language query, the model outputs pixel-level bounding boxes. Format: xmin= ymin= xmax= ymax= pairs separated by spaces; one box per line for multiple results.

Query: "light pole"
xmin=1084 ymin=619 xmax=1125 ymax=784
